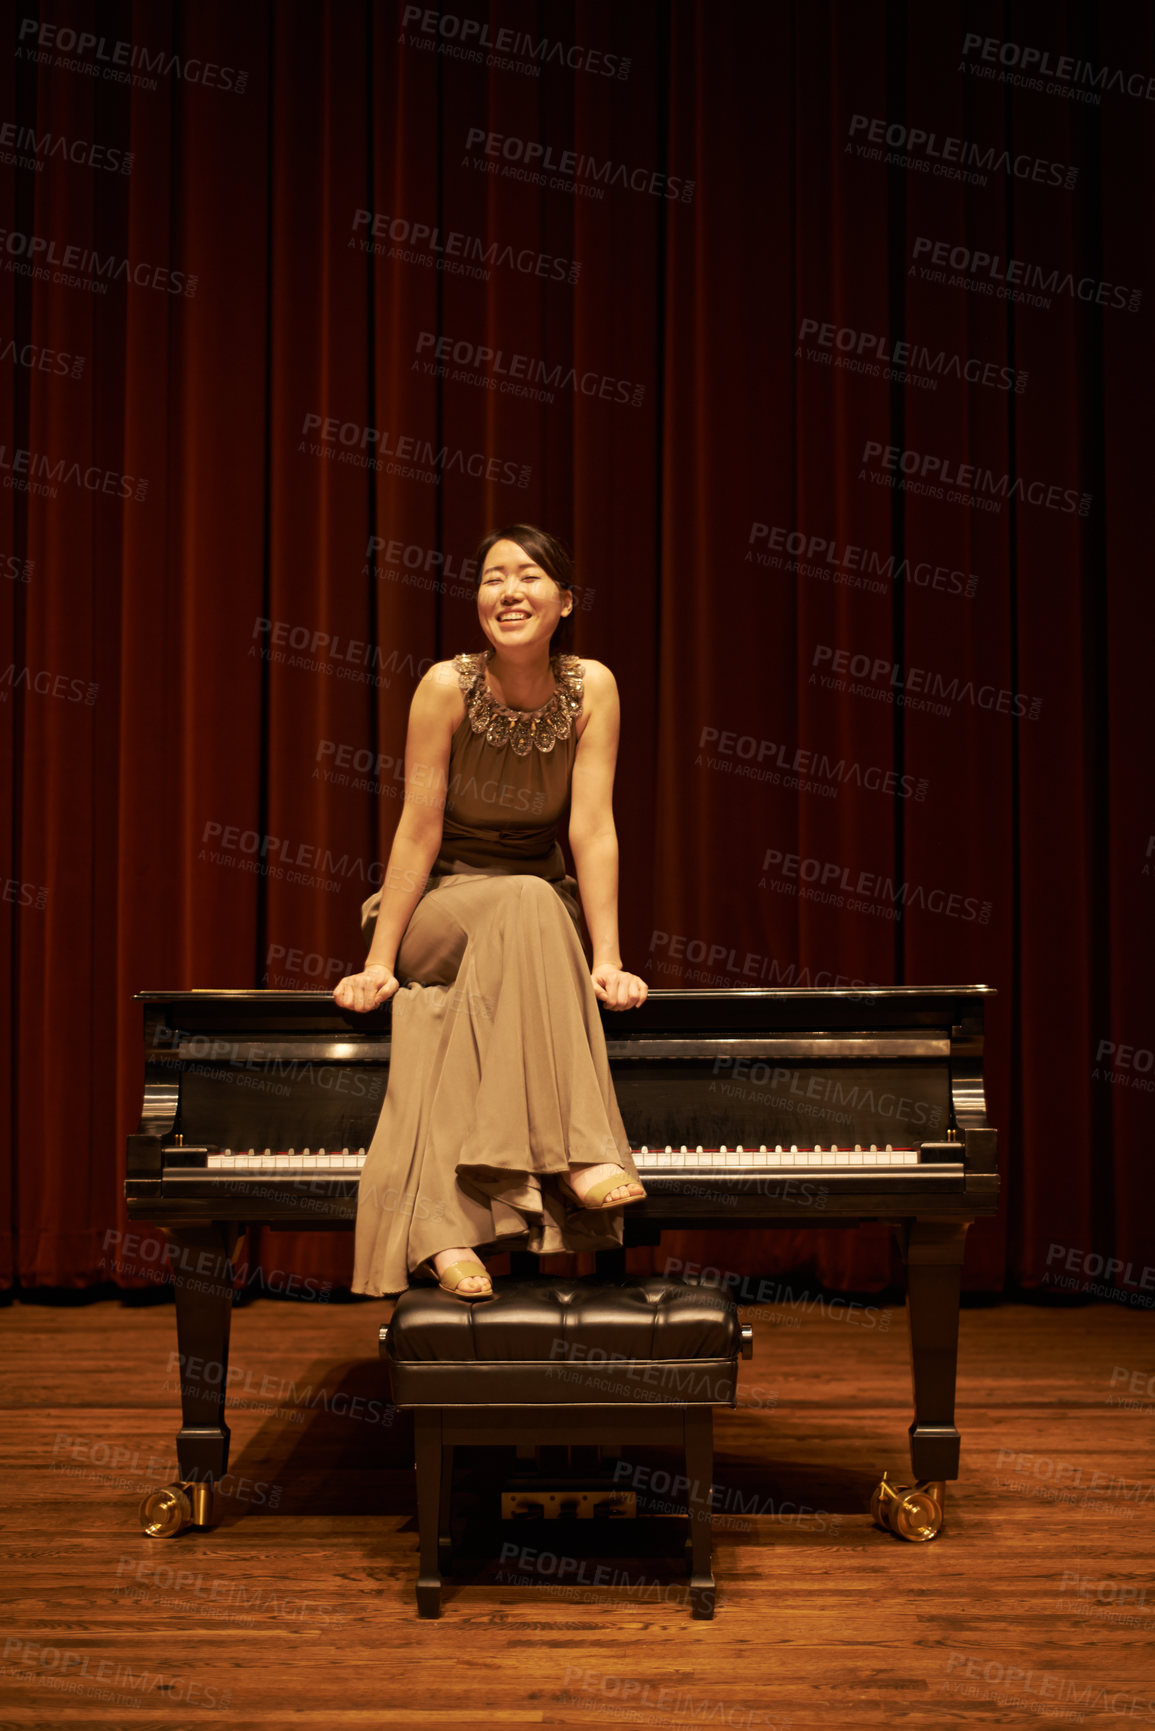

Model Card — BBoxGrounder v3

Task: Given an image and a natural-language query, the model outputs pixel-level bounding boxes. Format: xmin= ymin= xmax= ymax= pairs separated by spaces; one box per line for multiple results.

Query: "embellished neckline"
xmin=454 ymin=649 xmax=583 ymax=756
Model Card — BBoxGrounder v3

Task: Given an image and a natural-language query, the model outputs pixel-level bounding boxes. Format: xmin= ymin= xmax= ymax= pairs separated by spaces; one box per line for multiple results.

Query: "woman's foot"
xmin=561 ymin=1162 xmax=646 ymax=1209
xmin=430 ymin=1246 xmax=492 ymax=1297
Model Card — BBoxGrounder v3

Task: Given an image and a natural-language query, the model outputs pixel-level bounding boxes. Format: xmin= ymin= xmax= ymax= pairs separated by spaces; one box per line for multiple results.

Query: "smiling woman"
xmin=334 ymin=523 xmax=649 ymax=1301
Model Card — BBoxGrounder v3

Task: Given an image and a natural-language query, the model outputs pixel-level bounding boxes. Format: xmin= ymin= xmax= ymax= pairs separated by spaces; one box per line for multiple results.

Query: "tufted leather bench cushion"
xmin=384 ymin=1277 xmax=741 ymax=1407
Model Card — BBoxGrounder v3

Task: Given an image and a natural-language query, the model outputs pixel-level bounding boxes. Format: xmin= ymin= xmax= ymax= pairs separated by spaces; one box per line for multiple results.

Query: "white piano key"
xmin=836 ymin=1151 xmax=849 ymax=1165
xmin=849 ymin=1151 xmax=864 ymax=1165
xmin=741 ymin=1151 xmax=756 ymax=1167
xmin=288 ymin=1154 xmax=305 ymax=1171
xmin=206 ymin=1153 xmax=223 ymax=1169
xmin=354 ymin=1151 xmax=367 ymax=1167
xmin=275 ymin=1154 xmax=290 ymax=1170
xmin=259 ymin=1154 xmax=276 ymax=1171
xmin=302 ymin=1154 xmax=319 ymax=1170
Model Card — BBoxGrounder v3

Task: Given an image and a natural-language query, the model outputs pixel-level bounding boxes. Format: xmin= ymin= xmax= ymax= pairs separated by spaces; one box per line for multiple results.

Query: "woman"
xmin=335 ymin=523 xmax=648 ymax=1301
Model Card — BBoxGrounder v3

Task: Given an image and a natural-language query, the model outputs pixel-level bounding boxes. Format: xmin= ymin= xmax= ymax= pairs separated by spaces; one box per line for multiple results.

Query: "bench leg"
xmin=683 ymin=1408 xmax=716 ymax=1619
xmin=414 ymin=1410 xmax=443 ymax=1617
xmin=438 ymin=1443 xmax=454 ymax=1574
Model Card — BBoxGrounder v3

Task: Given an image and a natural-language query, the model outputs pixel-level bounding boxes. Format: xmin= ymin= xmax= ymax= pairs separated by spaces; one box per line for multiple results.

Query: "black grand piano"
xmin=125 ymin=985 xmax=998 ymax=1540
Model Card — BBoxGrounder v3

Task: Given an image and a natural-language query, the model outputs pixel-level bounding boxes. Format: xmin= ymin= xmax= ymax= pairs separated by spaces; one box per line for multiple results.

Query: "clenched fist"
xmin=332 ymin=962 xmax=399 ymax=1014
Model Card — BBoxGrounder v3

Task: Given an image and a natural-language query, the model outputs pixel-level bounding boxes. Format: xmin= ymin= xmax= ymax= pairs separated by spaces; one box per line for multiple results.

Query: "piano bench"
xmin=380 ymin=1277 xmax=750 ymax=1620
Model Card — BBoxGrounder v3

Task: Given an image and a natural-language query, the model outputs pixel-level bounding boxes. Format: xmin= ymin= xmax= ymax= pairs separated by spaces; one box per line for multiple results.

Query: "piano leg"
xmin=895 ymin=1219 xmax=971 ymax=1484
xmin=169 ymin=1224 xmax=241 ymax=1503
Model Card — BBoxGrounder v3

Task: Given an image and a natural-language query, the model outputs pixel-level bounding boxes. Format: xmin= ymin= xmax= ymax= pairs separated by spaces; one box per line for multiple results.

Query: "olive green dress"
xmin=351 ymin=649 xmax=640 ymax=1296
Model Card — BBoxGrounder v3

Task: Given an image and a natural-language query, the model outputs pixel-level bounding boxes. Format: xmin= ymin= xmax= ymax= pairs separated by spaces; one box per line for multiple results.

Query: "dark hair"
xmin=472 ymin=523 xmax=575 ymax=652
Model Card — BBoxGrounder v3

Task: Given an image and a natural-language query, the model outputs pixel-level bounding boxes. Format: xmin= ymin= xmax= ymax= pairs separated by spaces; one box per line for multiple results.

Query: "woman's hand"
xmin=332 ymin=962 xmax=400 ymax=1014
xmin=590 ymin=965 xmax=647 ymax=1010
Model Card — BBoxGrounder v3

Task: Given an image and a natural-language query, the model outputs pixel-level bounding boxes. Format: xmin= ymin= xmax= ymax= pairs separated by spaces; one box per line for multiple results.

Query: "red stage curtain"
xmin=2 ymin=1 xmax=1151 ymax=1298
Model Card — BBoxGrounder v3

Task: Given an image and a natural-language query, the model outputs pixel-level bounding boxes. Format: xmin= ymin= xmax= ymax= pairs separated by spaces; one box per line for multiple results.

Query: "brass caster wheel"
xmin=870 ymin=1472 xmax=944 ymax=1542
xmin=139 ymin=1480 xmax=213 ymax=1537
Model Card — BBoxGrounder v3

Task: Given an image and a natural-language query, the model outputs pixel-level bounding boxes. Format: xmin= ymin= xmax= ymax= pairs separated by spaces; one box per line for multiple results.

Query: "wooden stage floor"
xmin=1 ymin=1294 xmax=1153 ymax=1728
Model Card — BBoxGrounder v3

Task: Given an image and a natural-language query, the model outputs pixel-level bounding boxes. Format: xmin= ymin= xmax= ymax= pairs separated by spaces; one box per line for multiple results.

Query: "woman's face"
xmin=477 ymin=538 xmax=571 ymax=654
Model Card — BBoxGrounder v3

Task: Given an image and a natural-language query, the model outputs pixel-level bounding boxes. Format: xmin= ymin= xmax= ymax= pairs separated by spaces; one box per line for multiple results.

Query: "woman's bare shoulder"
xmin=572 ymin=656 xmax=618 ymax=693
xmin=413 ymin=659 xmax=468 ymax=717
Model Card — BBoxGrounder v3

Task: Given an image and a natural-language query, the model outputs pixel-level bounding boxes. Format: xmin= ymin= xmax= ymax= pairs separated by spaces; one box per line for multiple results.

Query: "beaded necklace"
xmin=453 ymin=649 xmax=584 ymax=756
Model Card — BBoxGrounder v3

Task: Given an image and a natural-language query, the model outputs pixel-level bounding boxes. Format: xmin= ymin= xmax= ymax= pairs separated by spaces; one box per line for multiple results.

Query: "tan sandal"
xmin=433 ymin=1260 xmax=492 ymax=1299
xmin=559 ymin=1169 xmax=647 ymax=1211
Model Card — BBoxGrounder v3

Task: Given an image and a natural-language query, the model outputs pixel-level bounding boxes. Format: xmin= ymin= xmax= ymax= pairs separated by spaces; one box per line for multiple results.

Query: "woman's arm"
xmin=568 ymin=661 xmax=647 ymax=1010
xmin=332 ymin=663 xmax=458 ymax=1011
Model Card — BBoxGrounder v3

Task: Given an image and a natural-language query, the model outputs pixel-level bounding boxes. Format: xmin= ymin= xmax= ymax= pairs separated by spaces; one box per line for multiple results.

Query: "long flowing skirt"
xmin=351 ymin=868 xmax=640 ymax=1296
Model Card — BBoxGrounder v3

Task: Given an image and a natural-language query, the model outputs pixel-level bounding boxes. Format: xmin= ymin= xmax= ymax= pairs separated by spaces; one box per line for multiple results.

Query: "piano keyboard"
xmin=200 ymin=1147 xmax=367 ymax=1172
xmin=638 ymin=1144 xmax=923 ymax=1169
xmin=171 ymin=1142 xmax=934 ymax=1175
